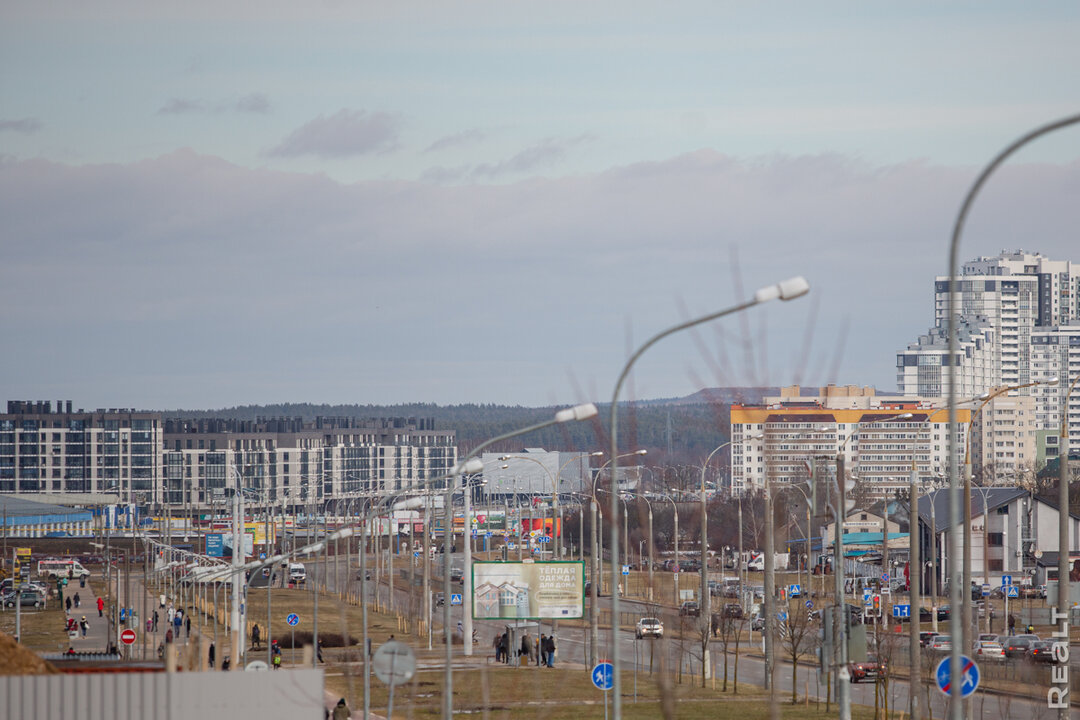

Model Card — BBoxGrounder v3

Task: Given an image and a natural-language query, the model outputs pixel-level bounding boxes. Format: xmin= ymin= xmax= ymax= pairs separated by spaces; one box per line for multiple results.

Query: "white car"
xmin=635 ymin=617 xmax=664 ymax=639
xmin=975 ymin=640 xmax=1005 ymax=661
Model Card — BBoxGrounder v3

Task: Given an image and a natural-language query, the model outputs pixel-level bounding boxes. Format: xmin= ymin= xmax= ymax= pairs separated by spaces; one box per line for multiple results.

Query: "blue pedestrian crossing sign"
xmin=1006 ymin=585 xmax=1019 ymax=598
xmin=892 ymin=604 xmax=911 ymax=619
xmin=936 ymin=655 xmax=979 ymax=698
xmin=591 ymin=662 xmax=614 ymax=690
xmin=789 ymin=584 xmax=801 ymax=596
xmin=286 ymin=613 xmax=300 ymax=627
xmin=450 ymin=594 xmax=463 ymax=606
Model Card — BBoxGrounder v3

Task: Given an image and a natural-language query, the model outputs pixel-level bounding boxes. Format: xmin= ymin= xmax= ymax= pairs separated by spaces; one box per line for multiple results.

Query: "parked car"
xmin=722 ymin=603 xmax=744 ymax=619
xmin=848 ymin=654 xmax=887 ymax=683
xmin=978 ymin=633 xmax=999 ymax=643
xmin=1028 ymin=641 xmax=1056 ymax=664
xmin=919 ymin=631 xmax=940 ymax=647
xmin=679 ymin=601 xmax=701 ymax=617
xmin=1002 ymin=636 xmax=1035 ymax=659
xmin=930 ymin=635 xmax=952 ymax=653
xmin=450 ymin=568 xmax=464 ymax=583
xmin=635 ymin=617 xmax=664 ymax=639
xmin=2 ymin=589 xmax=45 ymax=608
xmin=975 ymin=640 xmax=1005 ymax=661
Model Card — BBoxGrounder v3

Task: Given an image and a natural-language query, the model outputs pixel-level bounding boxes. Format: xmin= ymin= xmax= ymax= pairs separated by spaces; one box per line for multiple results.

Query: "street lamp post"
xmin=946 ymin=112 xmax=1080 ymax=720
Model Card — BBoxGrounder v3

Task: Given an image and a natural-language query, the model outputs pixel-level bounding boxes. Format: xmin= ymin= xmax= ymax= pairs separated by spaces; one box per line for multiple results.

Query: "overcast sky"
xmin=2 ymin=2 xmax=1079 ymax=411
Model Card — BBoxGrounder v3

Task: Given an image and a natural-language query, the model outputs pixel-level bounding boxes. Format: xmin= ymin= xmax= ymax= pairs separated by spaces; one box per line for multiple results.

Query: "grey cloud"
xmin=266 ymin=109 xmax=402 ymax=159
xmin=472 ymin=135 xmax=593 ymax=178
xmin=235 ymin=93 xmax=271 ymax=114
xmin=424 ymin=128 xmax=488 ymax=153
xmin=1 ymin=150 xmax=1077 ymax=409
xmin=157 ymin=98 xmax=203 ymax=115
xmin=0 ymin=118 xmax=43 ymax=133
xmin=420 ymin=165 xmax=470 ymax=184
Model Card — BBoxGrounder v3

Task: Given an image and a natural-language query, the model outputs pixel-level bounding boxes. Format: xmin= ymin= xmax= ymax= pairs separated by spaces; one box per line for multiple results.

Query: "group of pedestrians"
xmin=63 ymin=593 xmax=82 ymax=612
xmin=492 ymin=630 xmax=556 ymax=667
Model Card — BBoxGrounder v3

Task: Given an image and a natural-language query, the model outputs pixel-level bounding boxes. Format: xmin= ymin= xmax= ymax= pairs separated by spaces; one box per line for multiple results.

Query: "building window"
xmin=988 ymin=532 xmax=1003 ymax=547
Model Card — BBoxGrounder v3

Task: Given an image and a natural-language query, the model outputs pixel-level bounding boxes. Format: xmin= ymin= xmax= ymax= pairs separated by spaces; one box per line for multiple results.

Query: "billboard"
xmin=472 ymin=561 xmax=584 ymax=620
xmin=206 ymin=531 xmax=255 ymax=558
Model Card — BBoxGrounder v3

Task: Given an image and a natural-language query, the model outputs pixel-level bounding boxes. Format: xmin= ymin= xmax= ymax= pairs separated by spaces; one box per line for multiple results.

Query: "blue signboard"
xmin=591 ymin=662 xmax=614 ymax=690
xmin=789 ymin=584 xmax=801 ymax=596
xmin=935 ymin=656 xmax=979 ymax=698
xmin=893 ymin=604 xmax=911 ymax=618
xmin=805 ymin=600 xmax=814 ymax=609
xmin=1001 ymin=575 xmax=1012 ymax=586
xmin=451 ymin=594 xmax=463 ymax=606
xmin=981 ymin=584 xmax=990 ymax=597
xmin=1006 ymin=585 xmax=1019 ymax=598
xmin=206 ymin=534 xmax=225 ymax=557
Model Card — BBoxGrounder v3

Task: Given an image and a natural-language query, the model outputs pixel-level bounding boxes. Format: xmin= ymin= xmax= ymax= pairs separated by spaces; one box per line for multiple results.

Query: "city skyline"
xmin=3 ymin=3 xmax=1080 ymax=410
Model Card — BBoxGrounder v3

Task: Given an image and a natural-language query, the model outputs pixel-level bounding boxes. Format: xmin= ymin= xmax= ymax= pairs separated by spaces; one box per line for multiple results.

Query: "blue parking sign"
xmin=936 ymin=656 xmax=979 ymax=698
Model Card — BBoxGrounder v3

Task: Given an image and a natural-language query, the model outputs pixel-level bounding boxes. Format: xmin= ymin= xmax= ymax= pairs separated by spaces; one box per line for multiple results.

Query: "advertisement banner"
xmin=206 ymin=534 xmax=225 ymax=557
xmin=520 ymin=517 xmax=561 ymax=538
xmin=472 ymin=561 xmax=584 ymax=620
xmin=206 ymin=531 xmax=255 ymax=558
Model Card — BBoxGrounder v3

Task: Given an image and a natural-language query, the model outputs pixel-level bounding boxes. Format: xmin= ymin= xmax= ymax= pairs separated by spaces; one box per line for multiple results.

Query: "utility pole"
xmin=834 ymin=454 xmax=852 ymax=720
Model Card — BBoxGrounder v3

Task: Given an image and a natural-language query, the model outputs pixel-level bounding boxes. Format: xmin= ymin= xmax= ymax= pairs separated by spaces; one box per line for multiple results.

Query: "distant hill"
xmin=160 ymin=387 xmax=788 ymax=464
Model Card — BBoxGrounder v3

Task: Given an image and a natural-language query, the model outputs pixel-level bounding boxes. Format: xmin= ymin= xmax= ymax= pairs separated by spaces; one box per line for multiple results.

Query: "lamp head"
xmin=554 ymin=403 xmax=599 ymax=423
xmin=635 ymin=449 xmax=648 ymax=456
xmin=753 ymin=276 xmax=811 ymax=303
xmin=1044 ymin=376 xmax=1059 ymax=385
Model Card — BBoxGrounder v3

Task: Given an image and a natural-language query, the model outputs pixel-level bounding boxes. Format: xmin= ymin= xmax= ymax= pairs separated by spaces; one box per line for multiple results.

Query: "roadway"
xmin=305 ymin=554 xmax=1062 ymax=719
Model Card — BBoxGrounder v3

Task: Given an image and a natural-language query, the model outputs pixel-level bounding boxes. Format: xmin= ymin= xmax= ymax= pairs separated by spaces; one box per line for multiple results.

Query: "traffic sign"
xmin=892 ymin=604 xmax=911 ymax=619
xmin=881 ymin=573 xmax=890 ymax=582
xmin=777 ymin=610 xmax=788 ymax=621
xmin=1001 ymin=575 xmax=1012 ymax=586
xmin=414 ymin=551 xmax=421 ymax=557
xmin=935 ymin=655 xmax=979 ymax=698
xmin=863 ymin=588 xmax=872 ymax=601
xmin=622 ymin=565 xmax=630 ymax=576
xmin=286 ymin=613 xmax=300 ymax=626
xmin=485 ymin=532 xmax=492 ymax=538
xmin=373 ymin=641 xmax=417 ymax=687
xmin=259 ymin=552 xmax=266 ymax=560
xmin=120 ymin=628 xmax=137 ymax=645
xmin=591 ymin=662 xmax=614 ymax=690
xmin=789 ymin=584 xmax=801 ymax=596
xmin=1006 ymin=585 xmax=1019 ymax=598
xmin=538 ymin=536 xmax=551 ymax=543
xmin=805 ymin=600 xmax=814 ymax=609
xmin=451 ymin=594 xmax=463 ymax=606
xmin=981 ymin=584 xmax=990 ymax=597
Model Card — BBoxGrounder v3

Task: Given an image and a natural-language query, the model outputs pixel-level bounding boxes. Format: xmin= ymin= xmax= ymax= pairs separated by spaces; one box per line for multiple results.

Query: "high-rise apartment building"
xmin=730 ymin=386 xmax=970 ymax=500
xmin=897 ymin=250 xmax=1080 ymax=452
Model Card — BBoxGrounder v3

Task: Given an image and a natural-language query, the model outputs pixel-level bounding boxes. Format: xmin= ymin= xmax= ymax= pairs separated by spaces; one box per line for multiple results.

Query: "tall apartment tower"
xmin=897 ymin=249 xmax=1080 ymax=452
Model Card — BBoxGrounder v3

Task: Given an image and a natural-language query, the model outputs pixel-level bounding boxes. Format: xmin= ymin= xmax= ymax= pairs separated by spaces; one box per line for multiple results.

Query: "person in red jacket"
xmin=96 ymin=596 xmax=105 ymax=618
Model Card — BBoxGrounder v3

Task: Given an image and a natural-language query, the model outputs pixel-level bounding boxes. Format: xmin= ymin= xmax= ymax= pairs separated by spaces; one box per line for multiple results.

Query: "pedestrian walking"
xmin=152 ymin=609 xmax=159 ymax=632
xmin=185 ymin=615 xmax=191 ymax=638
xmin=97 ymin=596 xmax=104 ymax=618
xmin=221 ymin=656 xmax=231 ymax=671
xmin=273 ymin=653 xmax=282 ymax=670
xmin=159 ymin=593 xmax=166 ymax=609
xmin=317 ymin=638 xmax=325 ymax=664
xmin=79 ymin=616 xmax=89 ymax=638
xmin=165 ymin=628 xmax=174 ymax=645
xmin=520 ymin=633 xmax=531 ymax=665
xmin=73 ymin=592 xmax=81 ymax=608
xmin=545 ymin=635 xmax=556 ymax=668
xmin=252 ymin=623 xmax=261 ymax=650
xmin=499 ymin=632 xmax=509 ymax=664
xmin=208 ymin=642 xmax=216 ymax=669
xmin=332 ymin=698 xmax=351 ymax=720
xmin=66 ymin=597 xmax=72 ymax=613
xmin=493 ymin=633 xmax=502 ymax=662
xmin=1007 ymin=613 xmax=1016 ymax=635
xmin=167 ymin=606 xmax=175 ymax=625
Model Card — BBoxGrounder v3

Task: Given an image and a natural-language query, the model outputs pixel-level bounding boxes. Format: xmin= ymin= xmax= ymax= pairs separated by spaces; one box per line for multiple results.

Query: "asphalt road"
xmin=299 ymin=553 xmax=1065 ymax=719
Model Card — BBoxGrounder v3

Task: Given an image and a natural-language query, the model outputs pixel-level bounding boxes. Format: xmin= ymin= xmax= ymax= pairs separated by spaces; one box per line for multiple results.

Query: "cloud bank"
xmin=267 ymin=109 xmax=402 ymax=158
xmin=1 ymin=149 xmax=1077 ymax=409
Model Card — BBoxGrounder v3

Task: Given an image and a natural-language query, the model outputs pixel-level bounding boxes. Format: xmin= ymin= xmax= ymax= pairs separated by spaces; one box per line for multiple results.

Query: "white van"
xmin=37 ymin=559 xmax=91 ymax=579
xmin=288 ymin=563 xmax=307 ymax=584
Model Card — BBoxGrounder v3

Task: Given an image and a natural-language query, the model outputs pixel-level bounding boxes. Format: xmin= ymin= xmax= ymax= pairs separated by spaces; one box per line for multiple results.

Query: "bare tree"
xmin=712 ymin=609 xmax=737 ymax=692
xmin=777 ymin=597 xmax=815 ymax=704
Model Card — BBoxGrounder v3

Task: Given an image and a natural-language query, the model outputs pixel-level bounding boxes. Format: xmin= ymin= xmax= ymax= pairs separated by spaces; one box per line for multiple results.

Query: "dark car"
xmin=1028 ymin=641 xmax=1056 ymax=664
xmin=1002 ymin=636 xmax=1034 ymax=659
xmin=450 ymin=568 xmax=464 ymax=583
xmin=919 ymin=631 xmax=940 ymax=647
xmin=848 ymin=654 xmax=887 ymax=683
xmin=680 ymin=601 xmax=701 ymax=617
xmin=722 ymin=603 xmax=743 ymax=619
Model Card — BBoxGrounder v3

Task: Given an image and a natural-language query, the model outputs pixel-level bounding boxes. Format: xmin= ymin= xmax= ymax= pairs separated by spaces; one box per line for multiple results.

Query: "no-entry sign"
xmin=120 ymin=628 xmax=137 ymax=645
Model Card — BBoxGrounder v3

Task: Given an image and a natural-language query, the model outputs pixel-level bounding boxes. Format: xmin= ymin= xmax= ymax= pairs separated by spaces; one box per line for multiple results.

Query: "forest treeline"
xmin=161 ymin=387 xmax=781 ymax=466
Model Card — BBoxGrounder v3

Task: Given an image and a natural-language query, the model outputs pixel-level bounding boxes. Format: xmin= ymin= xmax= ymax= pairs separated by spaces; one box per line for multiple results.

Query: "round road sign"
xmin=120 ymin=628 xmax=137 ymax=645
xmin=373 ymin=640 xmax=417 ymax=687
xmin=935 ymin=655 xmax=979 ymax=698
xmin=286 ymin=613 xmax=300 ymax=626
